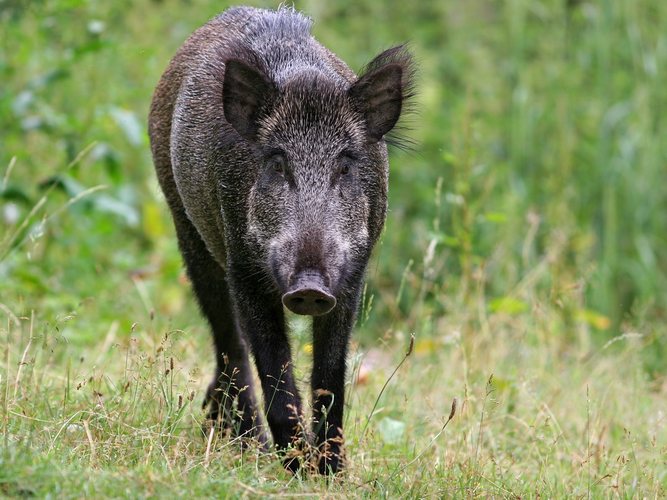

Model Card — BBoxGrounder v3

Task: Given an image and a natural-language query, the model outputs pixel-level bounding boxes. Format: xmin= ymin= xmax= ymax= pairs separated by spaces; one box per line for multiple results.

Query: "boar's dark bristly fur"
xmin=148 ymin=6 xmax=414 ymax=475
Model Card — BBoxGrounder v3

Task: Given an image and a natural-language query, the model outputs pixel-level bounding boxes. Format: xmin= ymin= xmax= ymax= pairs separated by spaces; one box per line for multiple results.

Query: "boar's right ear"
xmin=349 ymin=45 xmax=415 ymax=143
xmin=223 ymin=59 xmax=277 ymax=141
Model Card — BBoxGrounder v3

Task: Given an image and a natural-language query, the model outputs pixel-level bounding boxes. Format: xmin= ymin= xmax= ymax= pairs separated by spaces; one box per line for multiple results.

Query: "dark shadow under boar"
xmin=148 ymin=6 xmax=414 ymax=475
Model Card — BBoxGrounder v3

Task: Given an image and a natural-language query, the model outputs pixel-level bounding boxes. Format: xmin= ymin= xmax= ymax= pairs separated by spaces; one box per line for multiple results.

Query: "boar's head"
xmin=223 ymin=46 xmax=414 ymax=316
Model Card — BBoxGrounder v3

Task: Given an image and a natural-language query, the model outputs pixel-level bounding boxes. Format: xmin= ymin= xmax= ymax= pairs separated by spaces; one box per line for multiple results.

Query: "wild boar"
xmin=148 ymin=6 xmax=413 ymax=474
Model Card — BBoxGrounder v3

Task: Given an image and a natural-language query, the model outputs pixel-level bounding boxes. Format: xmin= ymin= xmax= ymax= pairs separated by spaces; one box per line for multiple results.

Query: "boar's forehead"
xmin=260 ymin=74 xmax=365 ymax=159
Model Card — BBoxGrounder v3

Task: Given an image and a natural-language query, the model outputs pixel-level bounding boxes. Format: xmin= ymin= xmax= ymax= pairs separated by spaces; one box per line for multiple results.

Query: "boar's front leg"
xmin=229 ymin=270 xmax=305 ymax=472
xmin=311 ymin=288 xmax=361 ymax=475
xmin=170 ymin=211 xmax=262 ymax=441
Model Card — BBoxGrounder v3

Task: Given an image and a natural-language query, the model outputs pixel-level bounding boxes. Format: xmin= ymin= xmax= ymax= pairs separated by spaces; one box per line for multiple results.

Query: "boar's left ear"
xmin=349 ymin=45 xmax=415 ymax=143
xmin=223 ymin=59 xmax=277 ymax=141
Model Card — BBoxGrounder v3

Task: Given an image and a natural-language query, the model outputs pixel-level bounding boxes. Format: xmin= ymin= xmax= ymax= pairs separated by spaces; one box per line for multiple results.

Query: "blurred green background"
xmin=1 ymin=0 xmax=666 ymax=370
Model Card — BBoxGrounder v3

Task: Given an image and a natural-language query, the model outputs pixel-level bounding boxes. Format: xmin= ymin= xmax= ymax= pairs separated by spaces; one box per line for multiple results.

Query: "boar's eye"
xmin=338 ymin=151 xmax=357 ymax=176
xmin=267 ymin=153 xmax=287 ymax=175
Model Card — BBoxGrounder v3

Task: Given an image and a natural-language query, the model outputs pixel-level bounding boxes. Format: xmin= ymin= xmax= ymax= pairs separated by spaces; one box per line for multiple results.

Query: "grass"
xmin=1 ymin=0 xmax=666 ymax=496
xmin=2 ymin=276 xmax=665 ymax=497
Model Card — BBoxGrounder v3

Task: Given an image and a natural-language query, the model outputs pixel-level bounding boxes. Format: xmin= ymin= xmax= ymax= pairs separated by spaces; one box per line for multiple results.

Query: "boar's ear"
xmin=223 ymin=59 xmax=276 ymax=141
xmin=349 ymin=45 xmax=415 ymax=143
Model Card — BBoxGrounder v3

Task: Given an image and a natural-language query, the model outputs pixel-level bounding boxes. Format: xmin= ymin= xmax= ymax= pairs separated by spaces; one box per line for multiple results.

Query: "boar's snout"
xmin=282 ymin=270 xmax=336 ymax=316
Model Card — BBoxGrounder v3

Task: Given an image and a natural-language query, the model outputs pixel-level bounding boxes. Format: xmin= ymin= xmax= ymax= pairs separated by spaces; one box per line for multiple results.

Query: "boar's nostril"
xmin=282 ymin=271 xmax=336 ymax=316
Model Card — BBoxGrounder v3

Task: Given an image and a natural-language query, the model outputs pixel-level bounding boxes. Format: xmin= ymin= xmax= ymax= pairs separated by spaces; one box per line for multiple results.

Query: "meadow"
xmin=1 ymin=0 xmax=666 ymax=496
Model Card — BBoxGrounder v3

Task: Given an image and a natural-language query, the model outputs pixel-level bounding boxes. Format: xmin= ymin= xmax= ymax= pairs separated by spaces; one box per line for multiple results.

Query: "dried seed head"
xmin=406 ymin=333 xmax=415 ymax=357
xmin=448 ymin=398 xmax=457 ymax=421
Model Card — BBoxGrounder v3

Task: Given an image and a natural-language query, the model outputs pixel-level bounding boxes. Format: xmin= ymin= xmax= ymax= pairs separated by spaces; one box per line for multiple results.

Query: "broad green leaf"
xmin=575 ymin=309 xmax=611 ymax=330
xmin=489 ymin=297 xmax=529 ymax=315
xmin=377 ymin=417 xmax=405 ymax=445
xmin=109 ymin=107 xmax=144 ymax=146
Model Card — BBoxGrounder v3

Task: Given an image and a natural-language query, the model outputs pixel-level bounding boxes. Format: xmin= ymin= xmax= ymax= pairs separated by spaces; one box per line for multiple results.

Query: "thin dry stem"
xmin=83 ymin=419 xmax=97 ymax=465
xmin=359 ymin=333 xmax=415 ymax=442
xmin=204 ymin=424 xmax=215 ymax=467
xmin=13 ymin=311 xmax=34 ymax=400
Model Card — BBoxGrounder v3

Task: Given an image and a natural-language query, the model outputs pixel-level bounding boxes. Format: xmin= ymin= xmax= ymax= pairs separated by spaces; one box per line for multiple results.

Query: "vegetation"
xmin=1 ymin=0 xmax=665 ymax=496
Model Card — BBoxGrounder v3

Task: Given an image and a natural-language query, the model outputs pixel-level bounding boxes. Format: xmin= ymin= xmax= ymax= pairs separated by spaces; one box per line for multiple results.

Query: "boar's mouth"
xmin=281 ymin=270 xmax=336 ymax=316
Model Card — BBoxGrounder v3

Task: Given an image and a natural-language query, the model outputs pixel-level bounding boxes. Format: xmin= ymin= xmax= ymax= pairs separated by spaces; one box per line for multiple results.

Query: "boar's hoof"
xmin=317 ymin=449 xmax=344 ymax=475
xmin=282 ymin=272 xmax=336 ymax=316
